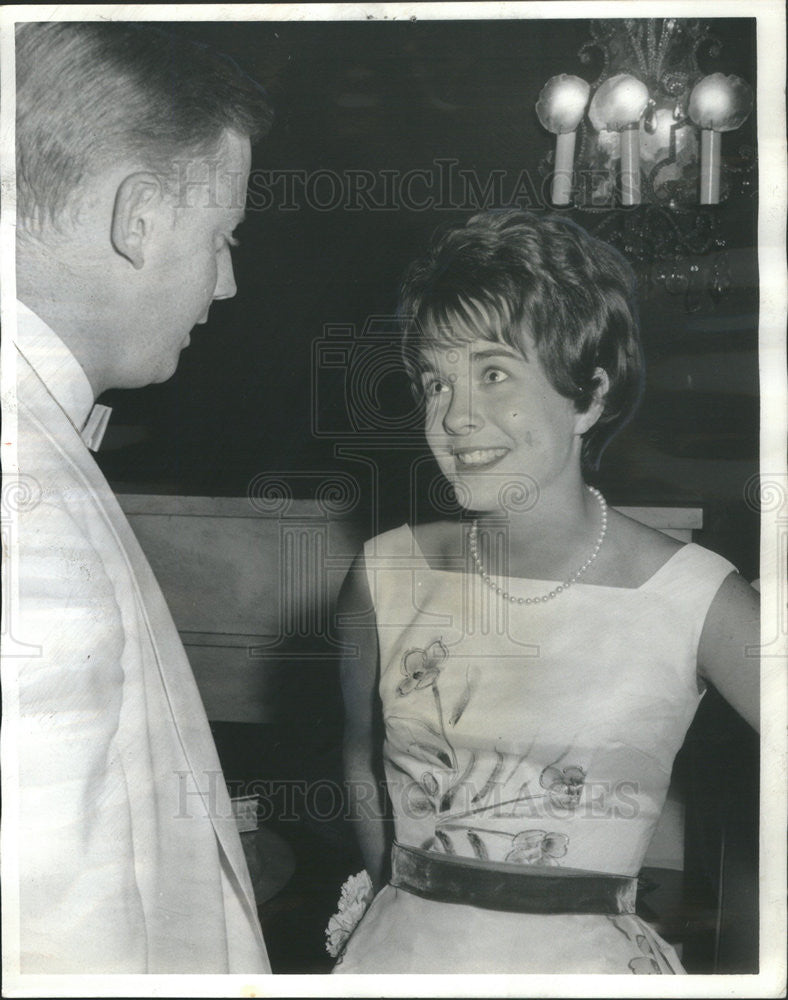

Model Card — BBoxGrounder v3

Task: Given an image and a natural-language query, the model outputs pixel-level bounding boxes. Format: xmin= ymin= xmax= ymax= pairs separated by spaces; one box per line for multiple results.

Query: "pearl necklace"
xmin=468 ymin=486 xmax=608 ymax=605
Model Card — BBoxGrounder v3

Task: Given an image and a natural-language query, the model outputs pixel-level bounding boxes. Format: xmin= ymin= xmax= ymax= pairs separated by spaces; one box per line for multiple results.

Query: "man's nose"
xmin=213 ymin=246 xmax=237 ymax=301
xmin=442 ymin=379 xmax=481 ymax=435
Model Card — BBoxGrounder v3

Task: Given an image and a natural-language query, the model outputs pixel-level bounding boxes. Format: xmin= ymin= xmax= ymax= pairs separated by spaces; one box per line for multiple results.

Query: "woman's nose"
xmin=442 ymin=380 xmax=481 ymax=435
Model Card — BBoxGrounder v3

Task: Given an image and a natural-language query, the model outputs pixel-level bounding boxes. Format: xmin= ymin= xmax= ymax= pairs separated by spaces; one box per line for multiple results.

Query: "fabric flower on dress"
xmin=539 ymin=764 xmax=586 ymax=808
xmin=325 ymin=869 xmax=374 ymax=958
xmin=396 ymin=639 xmax=448 ymax=696
xmin=505 ymin=829 xmax=569 ymax=866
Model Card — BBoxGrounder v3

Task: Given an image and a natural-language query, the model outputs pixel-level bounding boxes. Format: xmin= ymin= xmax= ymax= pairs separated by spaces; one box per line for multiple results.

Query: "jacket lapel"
xmin=16 ymin=349 xmax=261 ymax=929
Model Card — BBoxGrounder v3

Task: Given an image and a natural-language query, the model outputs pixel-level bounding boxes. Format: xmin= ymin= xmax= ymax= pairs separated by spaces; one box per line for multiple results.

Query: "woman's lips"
xmin=452 ymin=447 xmax=509 ymax=471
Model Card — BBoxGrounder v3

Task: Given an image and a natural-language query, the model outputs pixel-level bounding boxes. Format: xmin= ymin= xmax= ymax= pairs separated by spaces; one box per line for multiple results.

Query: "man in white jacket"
xmin=5 ymin=22 xmax=273 ymax=975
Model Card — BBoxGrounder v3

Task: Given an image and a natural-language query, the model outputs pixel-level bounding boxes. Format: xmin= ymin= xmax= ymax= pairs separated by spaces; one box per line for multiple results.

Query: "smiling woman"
xmin=400 ymin=211 xmax=644 ymax=477
xmin=417 ymin=336 xmax=594 ymax=516
xmin=334 ymin=210 xmax=760 ymax=975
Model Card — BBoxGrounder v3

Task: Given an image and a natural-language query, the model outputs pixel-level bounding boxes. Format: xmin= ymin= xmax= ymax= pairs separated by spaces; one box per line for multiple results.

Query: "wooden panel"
xmin=119 ymin=495 xmax=364 ymax=636
xmin=186 ymin=643 xmax=278 ymax=724
xmin=613 ymin=506 xmax=703 ymax=531
xmin=128 ymin=512 xmax=280 ymax=633
xmin=118 ymin=495 xmax=364 ymax=724
xmin=185 ymin=645 xmax=344 ymax=725
xmin=614 ymin=506 xmax=700 ymax=542
xmin=643 ymin=787 xmax=686 ymax=873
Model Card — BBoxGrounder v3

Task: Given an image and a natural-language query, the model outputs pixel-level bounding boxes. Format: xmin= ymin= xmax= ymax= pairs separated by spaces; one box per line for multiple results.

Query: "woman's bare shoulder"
xmin=410 ymin=518 xmax=465 ymax=571
xmin=599 ymin=507 xmax=685 ymax=587
xmin=610 ymin=507 xmax=684 ymax=551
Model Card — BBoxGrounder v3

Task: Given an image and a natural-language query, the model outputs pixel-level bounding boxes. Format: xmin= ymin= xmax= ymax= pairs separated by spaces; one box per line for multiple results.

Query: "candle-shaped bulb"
xmin=689 ymin=74 xmax=753 ymax=204
xmin=588 ymin=74 xmax=650 ymax=132
xmin=536 ymin=74 xmax=590 ymax=206
xmin=588 ymin=74 xmax=650 ymax=206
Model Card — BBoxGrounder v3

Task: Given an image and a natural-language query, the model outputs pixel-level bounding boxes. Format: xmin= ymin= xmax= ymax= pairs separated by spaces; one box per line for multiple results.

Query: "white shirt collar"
xmin=14 ymin=300 xmax=111 ymax=450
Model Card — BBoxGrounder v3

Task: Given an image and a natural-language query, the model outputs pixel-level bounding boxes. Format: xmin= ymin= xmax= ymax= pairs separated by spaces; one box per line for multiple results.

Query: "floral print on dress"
xmin=540 ymin=764 xmax=586 ymax=808
xmin=391 ymin=638 xmax=470 ymax=774
xmin=629 ymin=956 xmax=662 ymax=974
xmin=396 ymin=640 xmax=448 ymax=696
xmin=505 ymin=830 xmax=570 ymax=866
xmin=607 ymin=914 xmax=673 ymax=974
xmin=392 ymin=638 xmax=594 ymax=867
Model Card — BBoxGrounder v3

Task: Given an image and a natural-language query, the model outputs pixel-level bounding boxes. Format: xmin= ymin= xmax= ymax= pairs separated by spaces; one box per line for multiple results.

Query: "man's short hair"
xmin=398 ymin=210 xmax=644 ymax=471
xmin=16 ymin=22 xmax=273 ymax=231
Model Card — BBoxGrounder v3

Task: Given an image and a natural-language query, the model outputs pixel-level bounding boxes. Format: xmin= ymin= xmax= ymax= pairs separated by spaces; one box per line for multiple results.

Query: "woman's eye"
xmin=423 ymin=378 xmax=449 ymax=397
xmin=483 ymin=367 xmax=508 ymax=384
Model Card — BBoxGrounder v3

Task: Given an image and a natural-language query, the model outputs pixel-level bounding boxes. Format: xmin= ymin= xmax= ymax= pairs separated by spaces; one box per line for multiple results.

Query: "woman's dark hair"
xmin=398 ymin=210 xmax=644 ymax=471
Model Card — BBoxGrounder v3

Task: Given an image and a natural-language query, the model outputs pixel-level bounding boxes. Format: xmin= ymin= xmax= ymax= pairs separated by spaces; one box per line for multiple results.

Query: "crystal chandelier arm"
xmin=625 ymin=20 xmax=649 ymax=79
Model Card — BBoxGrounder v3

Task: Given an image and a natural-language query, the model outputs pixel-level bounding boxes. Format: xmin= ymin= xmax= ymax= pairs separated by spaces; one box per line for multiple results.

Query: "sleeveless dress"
xmin=334 ymin=523 xmax=737 ymax=975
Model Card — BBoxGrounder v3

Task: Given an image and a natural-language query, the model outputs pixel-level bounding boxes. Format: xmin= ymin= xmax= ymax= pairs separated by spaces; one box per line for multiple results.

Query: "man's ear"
xmin=574 ymin=367 xmax=610 ymax=435
xmin=110 ymin=173 xmax=167 ymax=270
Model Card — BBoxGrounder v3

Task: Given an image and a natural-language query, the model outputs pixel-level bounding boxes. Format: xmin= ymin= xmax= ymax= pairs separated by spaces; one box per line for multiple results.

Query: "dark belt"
xmin=390 ymin=842 xmax=637 ymax=915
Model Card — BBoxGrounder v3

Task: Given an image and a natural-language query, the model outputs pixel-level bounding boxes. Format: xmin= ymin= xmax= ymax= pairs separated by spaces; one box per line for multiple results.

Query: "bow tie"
xmin=81 ymin=403 xmax=113 ymax=451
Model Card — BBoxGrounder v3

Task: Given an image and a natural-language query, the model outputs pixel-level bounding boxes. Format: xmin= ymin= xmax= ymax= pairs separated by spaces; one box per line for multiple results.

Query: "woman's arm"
xmin=338 ymin=549 xmax=390 ymax=892
xmin=697 ymin=571 xmax=761 ymax=732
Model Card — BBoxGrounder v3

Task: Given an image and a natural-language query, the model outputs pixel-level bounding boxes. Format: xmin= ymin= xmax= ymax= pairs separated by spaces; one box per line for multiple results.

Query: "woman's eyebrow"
xmin=470 ymin=346 xmax=521 ymax=362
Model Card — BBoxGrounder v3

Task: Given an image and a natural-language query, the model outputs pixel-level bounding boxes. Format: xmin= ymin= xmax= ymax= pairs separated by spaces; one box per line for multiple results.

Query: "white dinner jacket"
xmin=9 ymin=308 xmax=270 ymax=974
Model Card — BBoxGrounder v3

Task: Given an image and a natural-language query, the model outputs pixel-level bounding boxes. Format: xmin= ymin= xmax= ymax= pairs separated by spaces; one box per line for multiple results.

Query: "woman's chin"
xmin=448 ymin=473 xmax=539 ymax=516
xmin=448 ymin=482 xmax=504 ymax=514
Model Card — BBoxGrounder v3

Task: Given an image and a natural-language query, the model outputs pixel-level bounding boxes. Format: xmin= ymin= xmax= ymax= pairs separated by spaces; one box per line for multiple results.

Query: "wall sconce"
xmin=536 ymin=19 xmax=756 ymax=312
xmin=537 ymin=19 xmax=754 ymax=208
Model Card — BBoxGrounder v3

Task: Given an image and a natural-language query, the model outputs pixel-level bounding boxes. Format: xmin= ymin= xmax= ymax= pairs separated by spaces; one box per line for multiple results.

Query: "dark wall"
xmin=96 ymin=16 xmax=759 ymax=575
